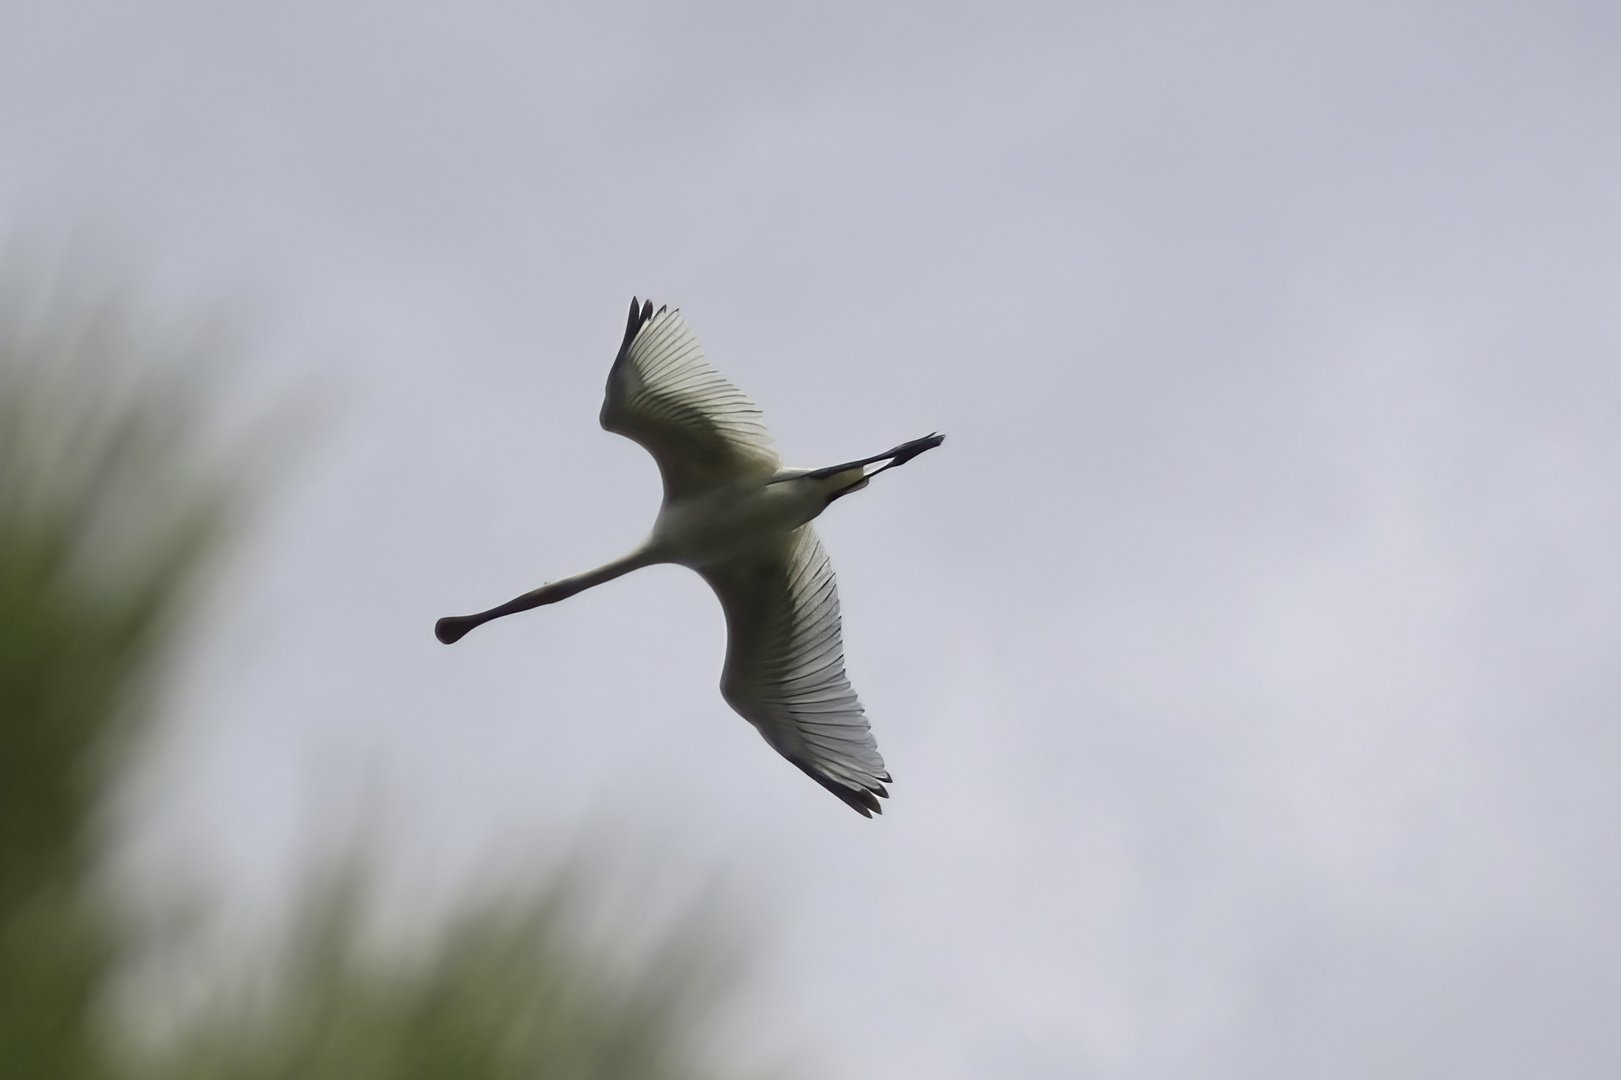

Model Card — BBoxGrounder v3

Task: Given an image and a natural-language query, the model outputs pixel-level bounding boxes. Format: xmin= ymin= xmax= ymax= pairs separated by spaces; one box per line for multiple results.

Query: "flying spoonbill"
xmin=435 ymin=299 xmax=942 ymax=816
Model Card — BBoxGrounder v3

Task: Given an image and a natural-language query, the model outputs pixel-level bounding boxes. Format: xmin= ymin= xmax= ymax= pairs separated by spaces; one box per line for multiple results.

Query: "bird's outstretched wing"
xmin=600 ymin=298 xmax=781 ymax=500
xmin=699 ymin=525 xmax=890 ymax=816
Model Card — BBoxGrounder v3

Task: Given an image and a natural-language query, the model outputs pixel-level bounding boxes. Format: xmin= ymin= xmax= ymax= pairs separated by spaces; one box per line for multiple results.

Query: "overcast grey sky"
xmin=5 ymin=1 xmax=1621 ymax=1076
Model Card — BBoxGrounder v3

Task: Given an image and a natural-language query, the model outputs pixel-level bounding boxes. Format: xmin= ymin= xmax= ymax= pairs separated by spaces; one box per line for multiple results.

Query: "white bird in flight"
xmin=436 ymin=299 xmax=942 ymax=816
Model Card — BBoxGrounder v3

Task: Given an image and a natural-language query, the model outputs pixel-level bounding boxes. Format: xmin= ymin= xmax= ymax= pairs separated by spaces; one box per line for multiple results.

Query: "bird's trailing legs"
xmin=805 ymin=432 xmax=945 ymax=499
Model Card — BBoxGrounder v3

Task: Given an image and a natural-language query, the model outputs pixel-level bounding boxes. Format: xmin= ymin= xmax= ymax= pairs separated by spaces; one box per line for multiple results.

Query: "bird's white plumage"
xmin=701 ymin=524 xmax=889 ymax=807
xmin=600 ymin=305 xmax=781 ymax=499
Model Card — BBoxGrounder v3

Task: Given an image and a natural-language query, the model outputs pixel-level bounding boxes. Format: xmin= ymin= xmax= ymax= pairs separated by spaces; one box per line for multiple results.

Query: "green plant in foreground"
xmin=1 ymin=270 xmax=769 ymax=1080
xmin=1 ymin=279 xmax=227 ymax=1080
xmin=134 ymin=878 xmax=744 ymax=1080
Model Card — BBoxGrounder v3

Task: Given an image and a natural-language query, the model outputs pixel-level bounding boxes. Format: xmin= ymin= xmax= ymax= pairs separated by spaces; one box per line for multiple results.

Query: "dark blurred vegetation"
xmin=0 ymin=268 xmax=765 ymax=1080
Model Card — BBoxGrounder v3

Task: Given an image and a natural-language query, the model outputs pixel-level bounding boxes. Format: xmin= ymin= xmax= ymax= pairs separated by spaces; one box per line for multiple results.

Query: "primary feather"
xmin=601 ymin=300 xmax=780 ymax=499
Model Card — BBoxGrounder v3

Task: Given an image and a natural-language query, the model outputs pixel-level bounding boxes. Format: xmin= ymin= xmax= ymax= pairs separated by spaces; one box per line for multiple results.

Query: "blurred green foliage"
xmin=130 ymin=879 xmax=742 ymax=1080
xmin=0 ymin=277 xmax=223 ymax=1080
xmin=0 ymin=271 xmax=766 ymax=1080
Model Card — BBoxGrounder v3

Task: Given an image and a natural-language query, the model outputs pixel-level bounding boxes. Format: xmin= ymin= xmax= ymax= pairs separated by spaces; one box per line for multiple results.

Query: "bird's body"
xmin=649 ymin=468 xmax=839 ymax=569
xmin=437 ymin=299 xmax=941 ymax=816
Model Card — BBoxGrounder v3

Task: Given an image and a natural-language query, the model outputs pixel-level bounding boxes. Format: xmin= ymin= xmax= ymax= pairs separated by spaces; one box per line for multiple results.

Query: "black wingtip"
xmin=617 ymin=297 xmax=657 ymax=363
xmin=837 ymin=785 xmax=881 ymax=818
xmin=787 ymin=756 xmax=890 ymax=818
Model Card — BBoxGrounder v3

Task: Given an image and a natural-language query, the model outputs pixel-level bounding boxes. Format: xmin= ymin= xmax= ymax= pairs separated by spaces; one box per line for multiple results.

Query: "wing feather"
xmin=600 ymin=299 xmax=780 ymax=499
xmin=700 ymin=526 xmax=890 ymax=816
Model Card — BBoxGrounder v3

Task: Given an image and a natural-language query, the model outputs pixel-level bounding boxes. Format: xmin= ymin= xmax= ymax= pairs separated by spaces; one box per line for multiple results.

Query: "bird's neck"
xmin=538 ymin=547 xmax=658 ymax=604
